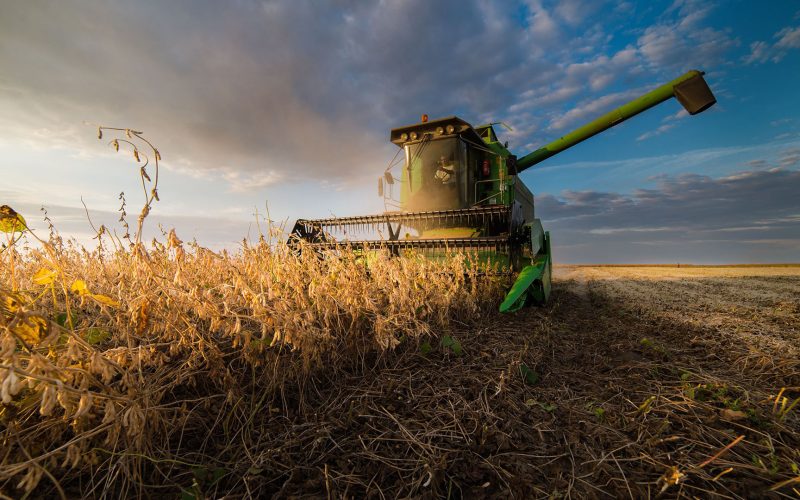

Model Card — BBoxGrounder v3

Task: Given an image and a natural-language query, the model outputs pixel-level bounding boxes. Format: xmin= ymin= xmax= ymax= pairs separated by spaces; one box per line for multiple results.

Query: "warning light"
xmin=421 ymin=114 xmax=428 ymax=123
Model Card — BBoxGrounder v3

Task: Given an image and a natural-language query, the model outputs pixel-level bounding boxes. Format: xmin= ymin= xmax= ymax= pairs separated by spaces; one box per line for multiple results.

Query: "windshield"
xmin=403 ymin=137 xmax=469 ymax=211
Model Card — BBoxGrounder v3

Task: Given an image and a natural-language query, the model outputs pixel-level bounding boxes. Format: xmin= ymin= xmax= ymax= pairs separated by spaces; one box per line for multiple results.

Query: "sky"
xmin=1 ymin=0 xmax=799 ymax=263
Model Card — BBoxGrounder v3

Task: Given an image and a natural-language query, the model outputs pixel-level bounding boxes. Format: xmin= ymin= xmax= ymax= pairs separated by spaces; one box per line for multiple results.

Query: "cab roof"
xmin=389 ymin=116 xmax=484 ymax=147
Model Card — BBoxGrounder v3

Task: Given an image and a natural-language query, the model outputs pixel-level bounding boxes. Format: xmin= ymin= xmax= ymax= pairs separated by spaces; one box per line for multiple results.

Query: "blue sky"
xmin=1 ymin=0 xmax=799 ymax=262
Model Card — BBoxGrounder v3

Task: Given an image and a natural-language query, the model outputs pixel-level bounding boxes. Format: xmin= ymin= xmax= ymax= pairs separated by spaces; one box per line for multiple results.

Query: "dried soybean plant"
xmin=0 ymin=129 xmax=508 ymax=497
xmin=96 ymin=126 xmax=162 ymax=249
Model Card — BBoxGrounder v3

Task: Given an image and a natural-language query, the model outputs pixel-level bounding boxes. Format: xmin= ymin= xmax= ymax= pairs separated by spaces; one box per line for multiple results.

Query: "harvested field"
xmin=237 ymin=265 xmax=800 ymax=499
xmin=2 ymin=258 xmax=799 ymax=498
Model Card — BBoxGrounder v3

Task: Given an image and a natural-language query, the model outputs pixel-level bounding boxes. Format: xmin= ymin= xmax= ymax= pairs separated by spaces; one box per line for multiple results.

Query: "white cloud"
xmin=770 ymin=118 xmax=793 ymax=127
xmin=775 ymin=26 xmax=800 ymax=49
xmin=637 ymin=123 xmax=676 ymax=141
xmin=529 ymin=138 xmax=800 ymax=178
xmin=636 ymin=1 xmax=737 ymax=70
xmin=665 ymin=109 xmax=689 ymax=121
xmin=508 ymin=85 xmax=581 ymax=113
xmin=526 ymin=0 xmax=560 ymax=42
xmin=222 ymin=169 xmax=284 ymax=193
xmin=588 ymin=73 xmax=613 ymax=91
xmin=510 ymin=42 xmax=647 ymax=131
xmin=743 ymin=41 xmax=771 ymax=64
xmin=589 ymin=226 xmax=676 ymax=234
xmin=553 ymin=0 xmax=600 ymax=26
xmin=743 ymin=24 xmax=800 ymax=64
xmin=636 ymin=108 xmax=688 ymax=141
xmin=548 ymin=88 xmax=643 ymax=130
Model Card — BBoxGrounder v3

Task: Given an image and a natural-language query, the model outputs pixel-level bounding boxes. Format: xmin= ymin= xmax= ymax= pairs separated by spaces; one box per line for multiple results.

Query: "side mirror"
xmin=506 ymin=154 xmax=518 ymax=174
xmin=384 ymin=171 xmax=395 ymax=185
xmin=378 ymin=177 xmax=384 ymax=197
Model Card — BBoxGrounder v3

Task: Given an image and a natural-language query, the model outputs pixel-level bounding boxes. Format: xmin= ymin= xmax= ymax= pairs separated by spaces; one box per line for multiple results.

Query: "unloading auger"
xmin=290 ymin=70 xmax=716 ymax=312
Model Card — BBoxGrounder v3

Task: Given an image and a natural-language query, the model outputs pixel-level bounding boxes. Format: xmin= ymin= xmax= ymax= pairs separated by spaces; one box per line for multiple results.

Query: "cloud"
xmin=779 ymin=149 xmax=800 ymax=167
xmin=537 ymin=166 xmax=800 ymax=263
xmin=526 ymin=0 xmax=561 ymax=43
xmin=743 ymin=24 xmax=800 ymax=64
xmin=2 ymin=1 xmax=541 ymax=190
xmin=221 ymin=170 xmax=284 ymax=193
xmin=636 ymin=123 xmax=675 ymax=141
xmin=5 ymin=199 xmax=256 ymax=251
xmin=0 ymin=1 xmax=399 ymax=189
xmin=743 ymin=41 xmax=771 ymax=64
xmin=1 ymin=0 xmax=748 ymax=193
xmin=504 ymin=1 xmax=740 ymax=138
xmin=553 ymin=0 xmax=602 ymax=26
xmin=770 ymin=118 xmax=793 ymax=127
xmin=0 ymin=0 xmax=579 ymax=186
xmin=548 ymin=88 xmax=643 ymax=130
xmin=636 ymin=108 xmax=688 ymax=141
xmin=775 ymin=26 xmax=800 ymax=49
xmin=633 ymin=0 xmax=737 ymax=72
xmin=505 ymin=42 xmax=645 ymax=140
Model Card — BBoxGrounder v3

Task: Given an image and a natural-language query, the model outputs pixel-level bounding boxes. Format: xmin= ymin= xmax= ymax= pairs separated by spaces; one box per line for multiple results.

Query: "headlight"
xmin=435 ymin=126 xmax=444 ymax=135
xmin=400 ymin=133 xmax=408 ymax=141
xmin=410 ymin=131 xmax=418 ymax=140
xmin=446 ymin=124 xmax=455 ymax=134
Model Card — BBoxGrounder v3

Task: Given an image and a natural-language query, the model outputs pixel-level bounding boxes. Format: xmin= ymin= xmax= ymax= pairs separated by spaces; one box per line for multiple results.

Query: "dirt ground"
xmin=135 ymin=266 xmax=800 ymax=498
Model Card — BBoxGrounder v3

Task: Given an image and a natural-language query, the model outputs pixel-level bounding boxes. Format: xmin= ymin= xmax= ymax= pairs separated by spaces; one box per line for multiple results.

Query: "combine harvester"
xmin=291 ymin=71 xmax=716 ymax=312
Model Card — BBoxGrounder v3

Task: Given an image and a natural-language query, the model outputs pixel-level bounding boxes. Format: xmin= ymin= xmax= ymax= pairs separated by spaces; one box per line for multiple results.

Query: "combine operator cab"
xmin=389 ymin=117 xmax=507 ymax=213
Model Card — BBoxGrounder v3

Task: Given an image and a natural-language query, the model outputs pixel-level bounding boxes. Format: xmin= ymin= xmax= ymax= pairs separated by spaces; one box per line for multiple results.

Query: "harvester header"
xmin=291 ymin=70 xmax=717 ymax=312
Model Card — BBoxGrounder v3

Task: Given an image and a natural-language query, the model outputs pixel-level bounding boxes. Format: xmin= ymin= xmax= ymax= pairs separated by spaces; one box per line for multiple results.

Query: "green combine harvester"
xmin=291 ymin=70 xmax=716 ymax=312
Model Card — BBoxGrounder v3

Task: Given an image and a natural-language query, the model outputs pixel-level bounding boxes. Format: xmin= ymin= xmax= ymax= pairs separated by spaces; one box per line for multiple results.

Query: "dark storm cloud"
xmin=0 ymin=1 xmax=389 ymax=183
xmin=537 ymin=165 xmax=800 ymax=263
xmin=0 ymin=0 xmax=532 ymax=185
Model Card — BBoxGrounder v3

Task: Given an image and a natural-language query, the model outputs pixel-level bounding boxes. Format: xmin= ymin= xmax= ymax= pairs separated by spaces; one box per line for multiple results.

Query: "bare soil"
xmin=180 ymin=265 xmax=799 ymax=498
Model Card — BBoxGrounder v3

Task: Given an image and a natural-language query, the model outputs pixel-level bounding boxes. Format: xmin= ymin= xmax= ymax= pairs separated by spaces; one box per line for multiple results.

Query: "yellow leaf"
xmin=1 ymin=291 xmax=27 ymax=319
xmin=33 ymin=268 xmax=57 ymax=286
xmin=70 ymin=280 xmax=89 ymax=296
xmin=0 ymin=205 xmax=27 ymax=234
xmin=14 ymin=315 xmax=48 ymax=346
xmin=90 ymin=293 xmax=120 ymax=308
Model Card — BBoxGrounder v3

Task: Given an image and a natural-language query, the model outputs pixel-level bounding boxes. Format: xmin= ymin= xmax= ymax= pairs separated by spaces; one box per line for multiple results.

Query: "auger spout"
xmin=515 ymin=70 xmax=716 ymax=172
